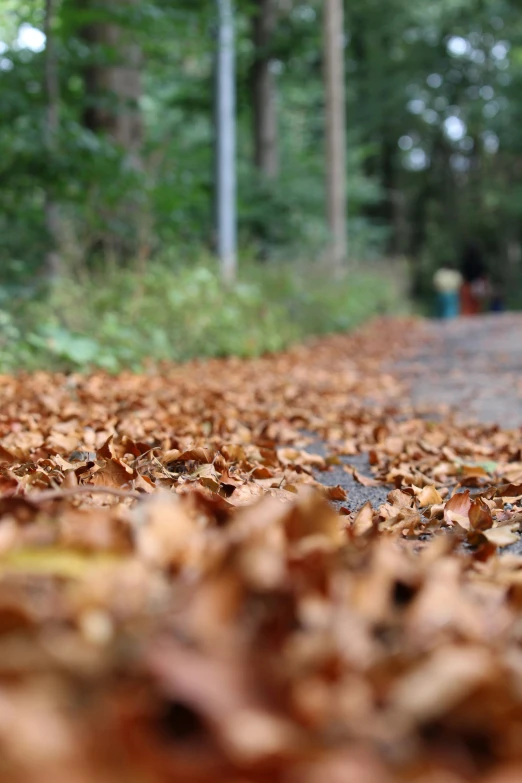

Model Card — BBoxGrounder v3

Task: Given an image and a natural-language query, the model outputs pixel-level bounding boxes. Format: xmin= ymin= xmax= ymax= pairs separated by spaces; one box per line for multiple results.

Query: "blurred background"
xmin=0 ymin=0 xmax=519 ymax=371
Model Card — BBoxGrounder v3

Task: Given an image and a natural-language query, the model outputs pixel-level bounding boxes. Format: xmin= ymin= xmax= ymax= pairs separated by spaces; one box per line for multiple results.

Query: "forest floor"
xmin=1 ymin=314 xmax=522 ymax=782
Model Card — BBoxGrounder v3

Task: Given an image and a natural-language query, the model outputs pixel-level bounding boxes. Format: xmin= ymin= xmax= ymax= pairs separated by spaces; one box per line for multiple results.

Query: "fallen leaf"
xmin=483 ymin=526 xmax=520 ymax=547
xmin=350 ymin=468 xmax=380 ymax=487
xmin=389 ymin=645 xmax=495 ymax=722
xmin=444 ymin=490 xmax=472 ymax=528
xmin=417 ymin=485 xmax=443 ymax=506
xmin=351 ymin=501 xmax=374 ymax=536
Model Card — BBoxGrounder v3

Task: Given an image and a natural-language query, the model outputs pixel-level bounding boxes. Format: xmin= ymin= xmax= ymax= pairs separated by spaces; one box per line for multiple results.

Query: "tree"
xmin=5 ymin=0 xmax=522 ymax=299
xmin=43 ymin=0 xmax=62 ymax=278
xmin=60 ymin=0 xmax=147 ymax=260
xmin=78 ymin=0 xmax=143 ymax=168
xmin=324 ymin=0 xmax=347 ymax=268
xmin=251 ymin=0 xmax=278 ymax=179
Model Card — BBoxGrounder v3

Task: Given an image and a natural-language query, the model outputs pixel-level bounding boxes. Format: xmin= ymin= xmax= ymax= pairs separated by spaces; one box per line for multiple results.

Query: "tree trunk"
xmin=324 ymin=0 xmax=347 ymax=269
xmin=43 ymin=0 xmax=62 ymax=279
xmin=80 ymin=0 xmax=143 ymax=168
xmin=74 ymin=0 xmax=144 ymax=261
xmin=251 ymin=0 xmax=278 ymax=179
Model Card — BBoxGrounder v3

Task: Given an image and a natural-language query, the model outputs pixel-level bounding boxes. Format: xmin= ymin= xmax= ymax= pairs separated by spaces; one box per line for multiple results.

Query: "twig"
xmin=12 ymin=486 xmax=144 ymax=504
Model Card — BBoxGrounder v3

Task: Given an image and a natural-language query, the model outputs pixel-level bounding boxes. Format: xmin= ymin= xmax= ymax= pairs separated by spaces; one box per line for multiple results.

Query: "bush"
xmin=0 ymin=257 xmax=406 ymax=373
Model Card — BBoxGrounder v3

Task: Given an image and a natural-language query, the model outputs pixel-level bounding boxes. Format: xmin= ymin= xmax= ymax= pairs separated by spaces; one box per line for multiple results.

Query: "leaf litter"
xmin=0 ymin=319 xmax=522 ymax=780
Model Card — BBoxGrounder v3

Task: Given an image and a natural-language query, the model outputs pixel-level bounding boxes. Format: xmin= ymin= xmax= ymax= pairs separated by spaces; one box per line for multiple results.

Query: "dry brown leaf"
xmin=389 ymin=645 xmax=495 ymax=722
xmin=0 ymin=319 xmax=522 ymax=782
xmin=323 ymin=484 xmax=348 ymax=501
xmin=387 ymin=489 xmax=415 ymax=508
xmin=90 ymin=458 xmax=135 ymax=488
xmin=351 ymin=468 xmax=380 ymax=487
xmin=417 ymin=484 xmax=443 ymax=506
xmin=444 ymin=490 xmax=472 ymax=528
xmin=133 ymin=492 xmax=199 ymax=568
xmin=483 ymin=526 xmax=520 ymax=548
xmin=469 ymin=497 xmax=494 ymax=531
xmin=351 ymin=501 xmax=374 ymax=536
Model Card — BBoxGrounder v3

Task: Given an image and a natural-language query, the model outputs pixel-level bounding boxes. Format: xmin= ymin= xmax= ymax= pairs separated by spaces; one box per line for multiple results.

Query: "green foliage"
xmin=0 ymin=0 xmax=390 ymax=271
xmin=0 ymin=259 xmax=405 ymax=373
xmin=2 ymin=0 xmax=522 ymax=312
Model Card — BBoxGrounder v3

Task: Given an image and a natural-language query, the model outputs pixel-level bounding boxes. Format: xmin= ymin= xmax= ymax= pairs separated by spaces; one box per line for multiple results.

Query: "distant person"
xmin=490 ymin=281 xmax=505 ymax=313
xmin=460 ymin=242 xmax=490 ymax=316
xmin=433 ymin=266 xmax=462 ymax=319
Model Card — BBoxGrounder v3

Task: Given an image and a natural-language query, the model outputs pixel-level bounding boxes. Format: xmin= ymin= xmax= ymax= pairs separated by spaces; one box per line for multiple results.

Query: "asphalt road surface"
xmin=397 ymin=313 xmax=522 ymax=428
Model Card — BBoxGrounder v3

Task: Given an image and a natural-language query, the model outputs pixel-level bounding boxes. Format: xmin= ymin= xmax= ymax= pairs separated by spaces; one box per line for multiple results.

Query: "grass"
xmin=0 ymin=256 xmax=407 ymax=372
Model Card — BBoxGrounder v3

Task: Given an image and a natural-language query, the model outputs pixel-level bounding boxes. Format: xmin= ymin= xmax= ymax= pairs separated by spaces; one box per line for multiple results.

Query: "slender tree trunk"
xmin=44 ymin=0 xmax=62 ymax=278
xmin=76 ymin=0 xmax=144 ymax=261
xmin=251 ymin=0 xmax=278 ymax=179
xmin=80 ymin=0 xmax=143 ymax=168
xmin=324 ymin=0 xmax=347 ymax=268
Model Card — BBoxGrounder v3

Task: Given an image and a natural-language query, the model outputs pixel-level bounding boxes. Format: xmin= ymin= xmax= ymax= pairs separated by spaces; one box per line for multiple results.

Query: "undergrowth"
xmin=0 ymin=258 xmax=406 ymax=372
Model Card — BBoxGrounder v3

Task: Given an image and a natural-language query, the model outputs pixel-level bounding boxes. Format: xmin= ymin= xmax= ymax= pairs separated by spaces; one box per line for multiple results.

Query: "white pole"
xmin=216 ymin=0 xmax=237 ymax=283
xmin=324 ymin=0 xmax=347 ymax=269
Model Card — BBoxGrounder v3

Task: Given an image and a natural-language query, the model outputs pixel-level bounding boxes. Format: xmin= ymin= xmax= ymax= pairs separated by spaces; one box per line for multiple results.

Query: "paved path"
xmin=398 ymin=313 xmax=522 ymax=427
xmin=312 ymin=313 xmax=522 ymax=518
